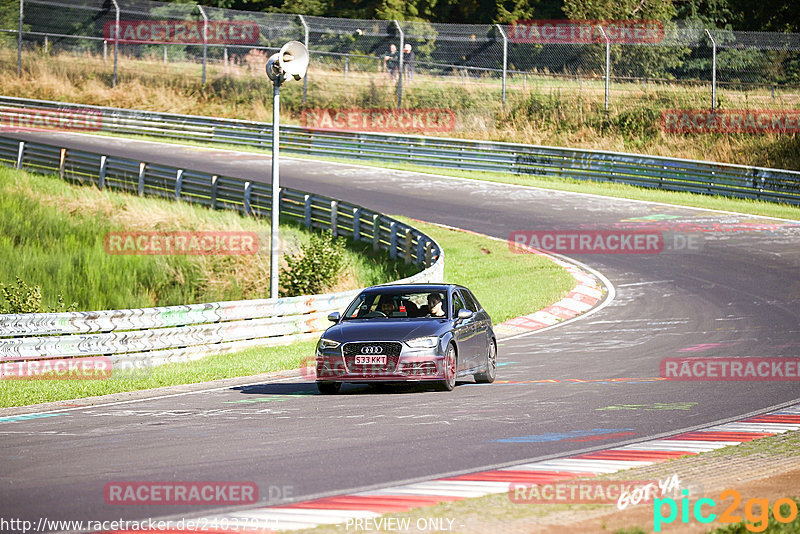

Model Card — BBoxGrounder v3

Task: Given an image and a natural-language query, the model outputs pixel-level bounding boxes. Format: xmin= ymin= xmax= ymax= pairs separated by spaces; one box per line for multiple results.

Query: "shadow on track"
xmin=233 ymin=381 xmax=467 ymax=396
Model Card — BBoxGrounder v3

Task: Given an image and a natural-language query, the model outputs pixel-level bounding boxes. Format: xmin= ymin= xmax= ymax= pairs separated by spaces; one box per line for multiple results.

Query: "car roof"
xmin=364 ymin=283 xmax=463 ymax=292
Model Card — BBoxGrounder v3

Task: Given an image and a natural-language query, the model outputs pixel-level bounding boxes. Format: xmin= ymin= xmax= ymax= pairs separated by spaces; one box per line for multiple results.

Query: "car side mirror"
xmin=456 ymin=309 xmax=473 ymax=321
xmin=327 ymin=312 xmax=341 ymax=322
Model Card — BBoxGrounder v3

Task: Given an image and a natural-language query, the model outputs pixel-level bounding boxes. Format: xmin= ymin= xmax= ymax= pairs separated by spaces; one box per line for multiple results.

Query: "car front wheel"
xmin=475 ymin=340 xmax=496 ymax=383
xmin=438 ymin=344 xmax=457 ymax=391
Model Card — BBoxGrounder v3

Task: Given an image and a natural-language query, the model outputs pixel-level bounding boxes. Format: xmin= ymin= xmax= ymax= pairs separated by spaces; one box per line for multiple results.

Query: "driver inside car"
xmin=378 ymin=297 xmax=396 ymax=316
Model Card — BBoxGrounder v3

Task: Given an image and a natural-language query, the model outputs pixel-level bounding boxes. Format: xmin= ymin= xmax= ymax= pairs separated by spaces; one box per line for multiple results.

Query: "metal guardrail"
xmin=0 ymin=135 xmax=444 ymax=369
xmin=0 ymin=96 xmax=798 ymax=205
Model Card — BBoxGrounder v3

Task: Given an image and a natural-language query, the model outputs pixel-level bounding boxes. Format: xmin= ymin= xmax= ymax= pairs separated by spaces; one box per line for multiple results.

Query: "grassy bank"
xmin=2 ymin=47 xmax=798 ymax=171
xmin=0 ymin=166 xmax=414 ymax=311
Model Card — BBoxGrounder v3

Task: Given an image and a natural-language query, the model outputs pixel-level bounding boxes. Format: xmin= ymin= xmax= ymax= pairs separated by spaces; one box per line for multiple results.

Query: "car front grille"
xmin=343 ymin=341 xmax=402 ymax=374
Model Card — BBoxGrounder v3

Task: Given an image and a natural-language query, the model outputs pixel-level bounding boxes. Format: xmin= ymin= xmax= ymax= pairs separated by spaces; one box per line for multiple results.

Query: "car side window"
xmin=452 ymin=291 xmax=466 ymax=316
xmin=468 ymin=290 xmax=484 ymax=312
xmin=461 ymin=290 xmax=479 ymax=312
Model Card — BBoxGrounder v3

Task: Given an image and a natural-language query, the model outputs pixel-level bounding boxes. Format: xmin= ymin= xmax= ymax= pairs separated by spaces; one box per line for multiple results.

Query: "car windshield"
xmin=342 ymin=290 xmax=447 ymax=320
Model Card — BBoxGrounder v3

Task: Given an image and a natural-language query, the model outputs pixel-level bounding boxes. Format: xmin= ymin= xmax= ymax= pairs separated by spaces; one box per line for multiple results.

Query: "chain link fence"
xmin=3 ymin=0 xmax=800 ymax=114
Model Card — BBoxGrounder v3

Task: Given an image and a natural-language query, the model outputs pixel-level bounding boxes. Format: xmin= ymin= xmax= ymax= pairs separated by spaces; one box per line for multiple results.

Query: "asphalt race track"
xmin=2 ymin=131 xmax=800 ymax=529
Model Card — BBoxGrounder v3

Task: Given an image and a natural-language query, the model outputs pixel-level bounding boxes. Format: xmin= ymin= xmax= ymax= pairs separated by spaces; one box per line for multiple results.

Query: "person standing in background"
xmin=384 ymin=43 xmax=398 ymax=79
xmin=402 ymin=43 xmax=415 ymax=81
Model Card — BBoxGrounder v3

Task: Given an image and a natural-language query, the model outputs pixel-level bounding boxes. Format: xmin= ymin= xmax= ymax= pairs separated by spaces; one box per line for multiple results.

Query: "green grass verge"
xmin=0 ymin=341 xmax=317 ymax=408
xmin=392 ymin=216 xmax=576 ymax=324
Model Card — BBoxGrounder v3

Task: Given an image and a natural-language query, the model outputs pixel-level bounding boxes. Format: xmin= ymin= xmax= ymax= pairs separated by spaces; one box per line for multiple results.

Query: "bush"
xmin=0 ymin=276 xmax=78 ymax=314
xmin=280 ymin=233 xmax=346 ymax=297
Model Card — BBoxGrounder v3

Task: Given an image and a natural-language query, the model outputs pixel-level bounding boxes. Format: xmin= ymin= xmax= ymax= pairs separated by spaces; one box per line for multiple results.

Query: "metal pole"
xmin=270 ymin=79 xmax=282 ymax=299
xmin=111 ymin=0 xmax=119 ymax=87
xmin=599 ymin=26 xmax=610 ymax=111
xmin=705 ymin=29 xmax=717 ymax=111
xmin=17 ymin=0 xmax=23 ymax=76
xmin=495 ymin=24 xmax=507 ymax=107
xmin=298 ymin=15 xmax=309 ymax=104
xmin=394 ymin=20 xmax=403 ymax=108
xmin=198 ymin=5 xmax=208 ymax=85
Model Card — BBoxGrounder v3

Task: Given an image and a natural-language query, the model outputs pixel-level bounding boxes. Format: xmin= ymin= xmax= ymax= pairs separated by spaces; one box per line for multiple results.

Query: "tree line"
xmin=186 ymin=0 xmax=798 ymax=32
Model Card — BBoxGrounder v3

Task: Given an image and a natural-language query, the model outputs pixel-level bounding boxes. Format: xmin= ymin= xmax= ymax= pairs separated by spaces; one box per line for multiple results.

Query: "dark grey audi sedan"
xmin=314 ymin=283 xmax=496 ymax=394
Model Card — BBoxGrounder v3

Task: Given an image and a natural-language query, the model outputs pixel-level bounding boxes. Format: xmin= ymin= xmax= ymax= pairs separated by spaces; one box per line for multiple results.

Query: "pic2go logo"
xmin=654 ymin=489 xmax=799 ymax=532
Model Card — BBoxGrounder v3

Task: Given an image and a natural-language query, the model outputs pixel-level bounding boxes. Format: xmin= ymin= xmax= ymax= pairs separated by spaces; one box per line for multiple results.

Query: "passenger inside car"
xmin=426 ymin=293 xmax=445 ymax=317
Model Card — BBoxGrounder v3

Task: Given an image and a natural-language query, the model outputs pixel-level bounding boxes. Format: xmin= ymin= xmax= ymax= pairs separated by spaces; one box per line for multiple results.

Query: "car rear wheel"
xmin=317 ymin=381 xmax=341 ymax=395
xmin=438 ymin=344 xmax=457 ymax=391
xmin=475 ymin=340 xmax=496 ymax=383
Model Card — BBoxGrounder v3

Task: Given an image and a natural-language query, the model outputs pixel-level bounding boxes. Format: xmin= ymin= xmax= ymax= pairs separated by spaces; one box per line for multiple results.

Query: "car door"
xmin=463 ymin=289 xmax=489 ymax=362
xmin=451 ymin=289 xmax=479 ymax=370
xmin=461 ymin=289 xmax=490 ymax=365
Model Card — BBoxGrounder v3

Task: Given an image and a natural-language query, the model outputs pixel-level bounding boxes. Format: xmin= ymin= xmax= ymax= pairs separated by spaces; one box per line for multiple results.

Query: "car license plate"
xmin=355 ymin=355 xmax=386 ymax=365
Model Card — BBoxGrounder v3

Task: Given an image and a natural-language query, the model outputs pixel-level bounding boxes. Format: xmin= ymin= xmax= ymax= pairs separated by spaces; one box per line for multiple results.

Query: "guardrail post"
xmin=330 ymin=200 xmax=338 ymax=237
xmin=599 ymin=25 xmax=610 ymax=111
xmin=17 ymin=0 xmax=23 ymax=77
xmin=424 ymin=240 xmax=432 ymax=267
xmin=352 ymin=207 xmax=361 ymax=241
xmin=389 ymin=222 xmax=398 ymax=259
xmin=304 ymin=194 xmax=312 ymax=227
xmin=197 ymin=5 xmax=208 ymax=85
xmin=372 ymin=214 xmax=380 ymax=251
xmin=403 ymin=229 xmax=412 ymax=264
xmin=243 ymin=181 xmax=252 ymax=215
xmin=416 ymin=232 xmax=425 ymax=265
xmin=298 ymin=15 xmax=309 ymax=104
xmin=98 ymin=155 xmax=107 ymax=189
xmin=394 ymin=20 xmax=404 ymax=108
xmin=495 ymin=24 xmax=508 ymax=107
xmin=16 ymin=141 xmax=24 ymax=169
xmin=210 ymin=175 xmax=218 ymax=209
xmin=137 ymin=162 xmax=146 ymax=196
xmin=705 ymin=29 xmax=717 ymax=111
xmin=111 ymin=0 xmax=119 ymax=87
xmin=59 ymin=148 xmax=66 ymax=180
xmin=175 ymin=169 xmax=184 ymax=200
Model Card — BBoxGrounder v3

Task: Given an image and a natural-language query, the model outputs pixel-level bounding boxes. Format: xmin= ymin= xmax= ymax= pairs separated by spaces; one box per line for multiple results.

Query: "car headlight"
xmin=319 ymin=338 xmax=341 ymax=350
xmin=404 ymin=336 xmax=439 ymax=349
